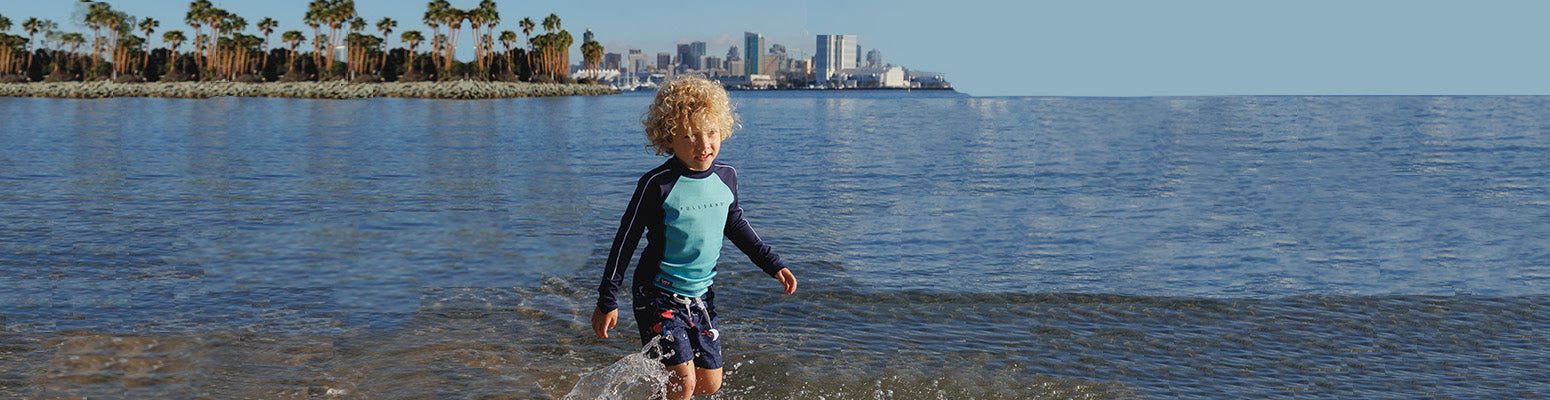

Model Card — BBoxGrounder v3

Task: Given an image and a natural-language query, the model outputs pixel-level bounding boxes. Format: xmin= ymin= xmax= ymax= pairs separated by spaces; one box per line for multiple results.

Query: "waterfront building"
xmin=907 ymin=70 xmax=952 ymax=89
xmin=714 ymin=74 xmax=776 ymax=89
xmin=815 ymin=34 xmax=858 ymax=85
xmin=832 ymin=66 xmax=908 ymax=88
xmin=792 ymin=59 xmax=812 ymax=75
xmin=744 ymin=32 xmax=766 ymax=76
xmin=728 ymin=60 xmax=745 ymax=76
xmin=866 ymin=49 xmax=883 ymax=68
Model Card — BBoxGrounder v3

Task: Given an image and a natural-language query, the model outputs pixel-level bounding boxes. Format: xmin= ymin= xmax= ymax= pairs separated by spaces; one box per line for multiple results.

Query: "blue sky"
xmin=5 ymin=0 xmax=1549 ymax=97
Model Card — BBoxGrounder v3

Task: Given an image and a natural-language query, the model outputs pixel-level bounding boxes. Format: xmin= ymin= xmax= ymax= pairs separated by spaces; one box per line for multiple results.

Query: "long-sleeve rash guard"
xmin=596 ymin=158 xmax=787 ymax=312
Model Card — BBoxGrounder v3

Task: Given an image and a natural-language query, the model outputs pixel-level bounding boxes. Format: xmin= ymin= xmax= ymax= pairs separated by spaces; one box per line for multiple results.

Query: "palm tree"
xmin=328 ymin=1 xmax=358 ymax=77
xmin=303 ymin=3 xmax=323 ymax=77
xmin=537 ymin=14 xmax=563 ymax=79
xmin=201 ymin=5 xmax=230 ymax=78
xmin=400 ymin=30 xmax=423 ymax=75
xmin=440 ymin=7 xmax=465 ymax=75
xmin=467 ymin=0 xmax=498 ymax=78
xmin=581 ymin=39 xmax=602 ymax=73
xmin=347 ymin=16 xmax=365 ymax=78
xmin=497 ymin=30 xmax=516 ymax=75
xmin=137 ymin=18 xmax=158 ymax=75
xmin=216 ymin=13 xmax=246 ymax=79
xmin=104 ymin=10 xmax=133 ymax=78
xmin=554 ymin=29 xmax=572 ymax=79
xmin=61 ymin=32 xmax=85 ymax=75
xmin=423 ymin=0 xmax=448 ymax=78
xmin=257 ymin=17 xmax=277 ymax=77
xmin=376 ymin=17 xmax=395 ymax=74
xmin=162 ymin=30 xmax=185 ymax=75
xmin=518 ymin=16 xmax=534 ymax=77
xmin=185 ymin=0 xmax=212 ymax=74
xmin=305 ymin=0 xmax=354 ymax=79
xmin=0 ymin=15 xmax=13 ymax=76
xmin=311 ymin=32 xmax=327 ymax=77
xmin=83 ymin=3 xmax=111 ymax=76
xmin=281 ymin=30 xmax=304 ymax=75
xmin=115 ymin=35 xmax=144 ymax=77
xmin=22 ymin=18 xmax=47 ymax=76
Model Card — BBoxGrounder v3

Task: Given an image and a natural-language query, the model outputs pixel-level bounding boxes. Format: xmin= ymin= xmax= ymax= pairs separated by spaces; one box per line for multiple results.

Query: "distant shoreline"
xmin=0 ymin=81 xmax=619 ymax=100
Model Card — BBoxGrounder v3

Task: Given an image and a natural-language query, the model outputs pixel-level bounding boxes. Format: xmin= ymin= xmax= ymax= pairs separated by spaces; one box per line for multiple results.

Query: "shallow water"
xmin=1 ymin=93 xmax=1546 ymax=398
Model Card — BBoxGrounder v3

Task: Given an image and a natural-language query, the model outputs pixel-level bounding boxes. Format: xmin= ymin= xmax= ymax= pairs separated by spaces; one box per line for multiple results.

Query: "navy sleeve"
xmin=597 ymin=171 xmax=662 ymax=312
xmin=720 ymin=166 xmax=788 ymax=277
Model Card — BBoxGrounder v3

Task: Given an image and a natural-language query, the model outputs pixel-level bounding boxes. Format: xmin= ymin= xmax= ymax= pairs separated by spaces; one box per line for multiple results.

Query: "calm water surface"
xmin=1 ymin=92 xmax=1547 ymax=399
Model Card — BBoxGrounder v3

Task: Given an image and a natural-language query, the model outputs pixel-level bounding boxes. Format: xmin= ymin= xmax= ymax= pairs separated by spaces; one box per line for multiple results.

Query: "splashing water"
xmin=563 ymin=341 xmax=673 ymax=400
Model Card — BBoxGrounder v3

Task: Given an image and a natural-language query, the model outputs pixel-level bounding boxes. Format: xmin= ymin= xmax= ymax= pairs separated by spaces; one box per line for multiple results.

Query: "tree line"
xmin=0 ymin=0 xmax=606 ymax=84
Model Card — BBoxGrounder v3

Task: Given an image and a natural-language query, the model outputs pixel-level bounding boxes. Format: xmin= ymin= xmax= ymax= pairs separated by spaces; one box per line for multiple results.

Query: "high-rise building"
xmin=866 ymin=49 xmax=883 ymax=68
xmin=690 ymin=41 xmax=707 ymax=70
xmin=677 ymin=44 xmax=692 ymax=71
xmin=815 ymin=34 xmax=858 ymax=84
xmin=674 ymin=41 xmax=707 ymax=71
xmin=657 ymin=52 xmax=672 ymax=70
xmin=604 ymin=53 xmax=622 ymax=70
xmin=628 ymin=49 xmax=648 ymax=73
xmin=583 ymin=29 xmax=594 ymax=43
xmin=744 ymin=32 xmax=766 ymax=76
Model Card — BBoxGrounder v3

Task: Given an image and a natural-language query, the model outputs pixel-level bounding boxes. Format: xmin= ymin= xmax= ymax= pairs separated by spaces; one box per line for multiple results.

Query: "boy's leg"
xmin=665 ymin=362 xmax=695 ymax=400
xmin=693 ymin=366 xmax=722 ymax=396
xmin=664 ymin=363 xmax=721 ymax=399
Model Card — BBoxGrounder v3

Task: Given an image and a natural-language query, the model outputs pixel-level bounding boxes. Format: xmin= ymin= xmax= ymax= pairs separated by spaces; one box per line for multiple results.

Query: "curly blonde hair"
xmin=642 ymin=76 xmax=739 ymax=156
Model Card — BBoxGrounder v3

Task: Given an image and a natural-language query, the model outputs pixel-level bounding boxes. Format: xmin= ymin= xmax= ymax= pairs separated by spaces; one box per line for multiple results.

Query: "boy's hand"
xmin=776 ymin=268 xmax=798 ymax=295
xmin=591 ymin=307 xmax=618 ymax=339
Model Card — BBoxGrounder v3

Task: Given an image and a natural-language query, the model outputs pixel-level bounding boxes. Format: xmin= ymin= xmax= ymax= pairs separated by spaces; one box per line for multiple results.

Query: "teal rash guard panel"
xmin=657 ymin=173 xmax=735 ymax=295
xmin=596 ymin=158 xmax=788 ymax=312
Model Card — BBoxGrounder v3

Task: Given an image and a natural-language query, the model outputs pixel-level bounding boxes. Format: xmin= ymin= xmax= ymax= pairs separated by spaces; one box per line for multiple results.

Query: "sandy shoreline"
xmin=0 ymin=80 xmax=619 ymax=99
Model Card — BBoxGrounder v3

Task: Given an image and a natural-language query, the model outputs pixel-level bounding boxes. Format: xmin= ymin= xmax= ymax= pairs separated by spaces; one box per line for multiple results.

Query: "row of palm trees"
xmin=0 ymin=0 xmax=606 ymax=82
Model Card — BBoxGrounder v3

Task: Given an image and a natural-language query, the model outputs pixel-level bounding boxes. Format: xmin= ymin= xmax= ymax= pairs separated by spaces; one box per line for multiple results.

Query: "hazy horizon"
xmin=6 ymin=0 xmax=1550 ymax=97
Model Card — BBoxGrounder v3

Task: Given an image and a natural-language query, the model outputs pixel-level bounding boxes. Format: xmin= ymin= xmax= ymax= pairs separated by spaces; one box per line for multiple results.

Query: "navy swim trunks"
xmin=633 ymin=285 xmax=722 ymax=369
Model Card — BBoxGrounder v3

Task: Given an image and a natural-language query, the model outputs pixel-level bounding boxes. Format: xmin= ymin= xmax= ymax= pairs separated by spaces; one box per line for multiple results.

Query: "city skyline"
xmin=7 ymin=0 xmax=1550 ymax=96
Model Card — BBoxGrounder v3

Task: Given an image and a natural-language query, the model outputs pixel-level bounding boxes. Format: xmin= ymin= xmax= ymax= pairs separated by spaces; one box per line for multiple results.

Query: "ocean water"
xmin=0 ymin=92 xmax=1546 ymax=399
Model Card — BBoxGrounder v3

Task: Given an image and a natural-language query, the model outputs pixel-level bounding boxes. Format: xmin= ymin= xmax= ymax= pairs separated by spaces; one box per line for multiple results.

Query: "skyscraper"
xmin=690 ymin=41 xmax=707 ymax=70
xmin=676 ymin=41 xmax=708 ymax=71
xmin=815 ymin=34 xmax=858 ymax=84
xmin=604 ymin=53 xmax=622 ymax=70
xmin=866 ymin=49 xmax=883 ymax=68
xmin=677 ymin=44 xmax=692 ymax=71
xmin=744 ymin=32 xmax=766 ymax=76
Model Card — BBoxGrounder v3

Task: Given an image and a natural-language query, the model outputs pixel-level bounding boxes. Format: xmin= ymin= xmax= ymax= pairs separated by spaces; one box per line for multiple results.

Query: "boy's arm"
xmin=720 ymin=168 xmax=788 ymax=278
xmin=597 ymin=173 xmax=660 ymax=313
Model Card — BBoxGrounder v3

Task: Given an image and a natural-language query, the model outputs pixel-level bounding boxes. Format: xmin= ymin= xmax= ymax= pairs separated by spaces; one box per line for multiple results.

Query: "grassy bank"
xmin=0 ymin=80 xmax=618 ymax=99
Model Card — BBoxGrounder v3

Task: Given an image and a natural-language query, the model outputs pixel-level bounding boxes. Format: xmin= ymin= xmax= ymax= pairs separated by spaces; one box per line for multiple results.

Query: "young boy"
xmin=591 ymin=76 xmax=798 ymax=400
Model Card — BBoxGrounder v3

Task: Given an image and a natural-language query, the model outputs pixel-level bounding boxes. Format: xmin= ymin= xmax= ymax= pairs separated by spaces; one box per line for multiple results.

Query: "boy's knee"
xmin=693 ymin=380 xmax=720 ymax=396
xmin=694 ymin=368 xmax=722 ymax=395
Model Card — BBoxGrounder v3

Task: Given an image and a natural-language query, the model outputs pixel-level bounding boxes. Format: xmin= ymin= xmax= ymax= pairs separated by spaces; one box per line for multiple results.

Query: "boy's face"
xmin=669 ymin=125 xmax=723 ymax=172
